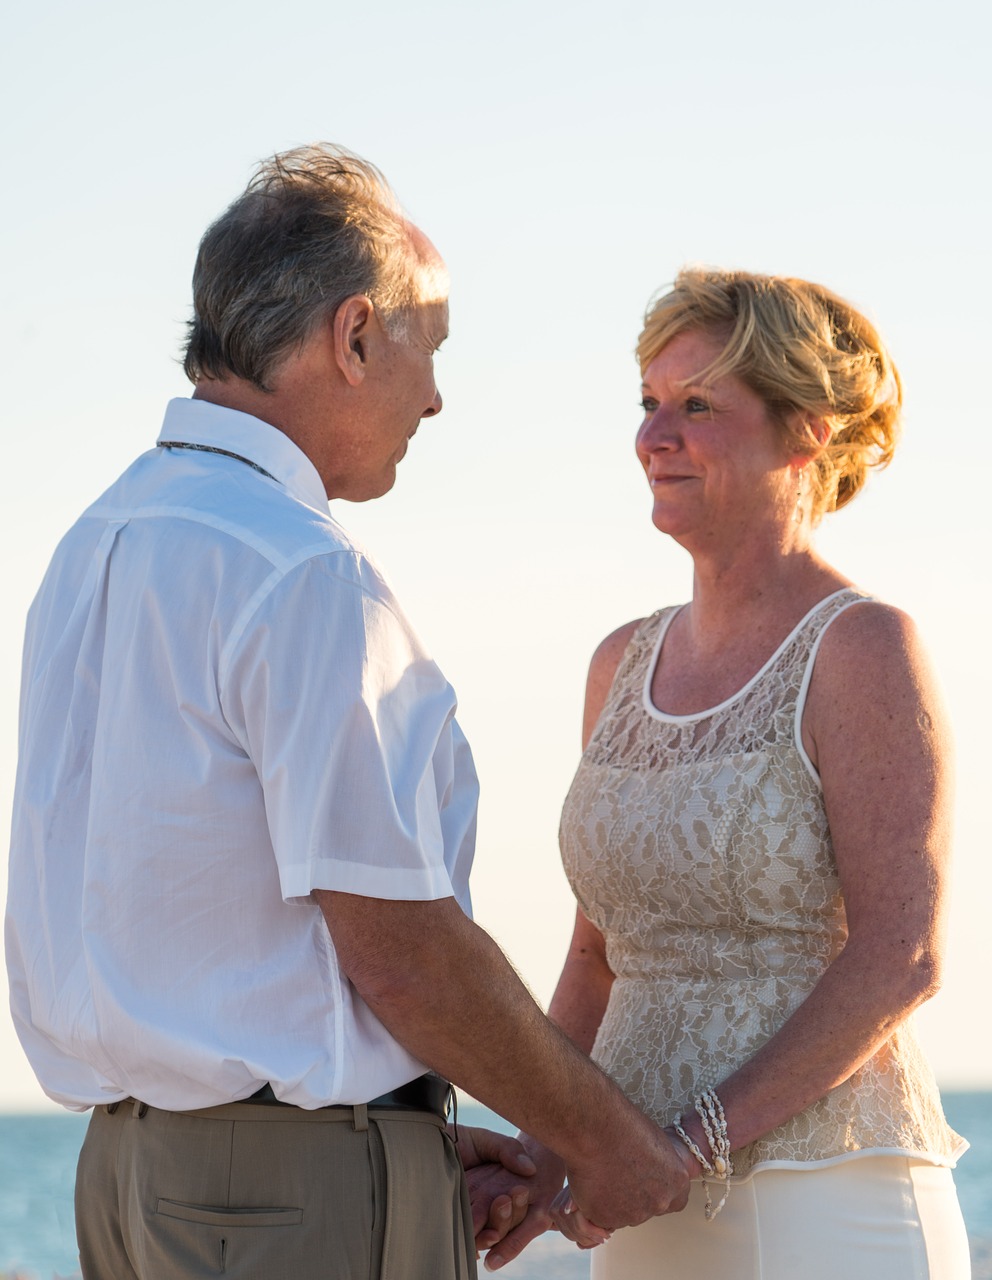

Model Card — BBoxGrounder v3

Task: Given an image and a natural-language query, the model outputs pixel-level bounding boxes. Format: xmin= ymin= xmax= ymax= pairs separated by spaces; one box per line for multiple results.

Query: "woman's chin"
xmin=650 ymin=503 xmax=693 ymax=540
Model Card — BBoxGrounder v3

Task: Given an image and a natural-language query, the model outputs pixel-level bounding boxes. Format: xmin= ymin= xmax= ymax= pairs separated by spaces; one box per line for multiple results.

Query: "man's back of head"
xmin=182 ymin=142 xmax=450 ymax=502
xmin=183 ymin=143 xmax=441 ymax=394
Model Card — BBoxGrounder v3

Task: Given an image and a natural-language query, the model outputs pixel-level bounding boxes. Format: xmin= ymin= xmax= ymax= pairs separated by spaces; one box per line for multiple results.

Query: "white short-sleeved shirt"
xmin=5 ymin=398 xmax=479 ymax=1111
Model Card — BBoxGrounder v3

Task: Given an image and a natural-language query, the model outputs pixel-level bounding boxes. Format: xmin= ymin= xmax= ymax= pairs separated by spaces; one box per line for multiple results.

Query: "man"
xmin=5 ymin=144 xmax=689 ymax=1279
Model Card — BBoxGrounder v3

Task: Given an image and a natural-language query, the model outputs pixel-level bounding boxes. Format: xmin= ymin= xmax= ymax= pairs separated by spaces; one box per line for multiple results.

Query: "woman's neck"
xmin=684 ymin=540 xmax=848 ymax=657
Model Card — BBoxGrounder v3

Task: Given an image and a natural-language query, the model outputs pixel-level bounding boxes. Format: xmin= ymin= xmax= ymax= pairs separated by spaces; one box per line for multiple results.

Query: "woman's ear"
xmin=332 ymin=295 xmax=375 ymax=387
xmin=787 ymin=414 xmax=831 ymax=467
xmin=806 ymin=416 xmax=832 ymax=449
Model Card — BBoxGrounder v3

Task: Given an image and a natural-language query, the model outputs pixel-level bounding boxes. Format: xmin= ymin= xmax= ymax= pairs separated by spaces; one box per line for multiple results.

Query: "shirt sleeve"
xmin=220 ymin=551 xmax=477 ymax=904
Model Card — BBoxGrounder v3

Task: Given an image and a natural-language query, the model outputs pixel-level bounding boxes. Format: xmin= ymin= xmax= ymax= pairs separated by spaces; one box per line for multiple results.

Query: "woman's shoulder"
xmin=807 ymin=597 xmax=944 ymax=740
xmin=815 ymin=596 xmax=922 ymax=672
xmin=582 ymin=610 xmax=681 ymax=744
xmin=587 ymin=607 xmax=678 ymax=688
xmin=589 ymin=618 xmax=647 ymax=682
xmin=581 ymin=618 xmax=650 ymax=745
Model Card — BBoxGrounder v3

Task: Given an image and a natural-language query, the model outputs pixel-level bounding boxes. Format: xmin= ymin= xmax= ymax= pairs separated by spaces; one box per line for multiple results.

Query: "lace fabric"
xmin=560 ymin=589 xmax=964 ymax=1176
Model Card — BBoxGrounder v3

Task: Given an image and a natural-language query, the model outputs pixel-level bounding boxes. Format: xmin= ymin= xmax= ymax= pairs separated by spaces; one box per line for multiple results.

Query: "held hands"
xmin=454 ymin=1119 xmax=695 ymax=1268
xmin=551 ymin=1122 xmax=694 ymax=1247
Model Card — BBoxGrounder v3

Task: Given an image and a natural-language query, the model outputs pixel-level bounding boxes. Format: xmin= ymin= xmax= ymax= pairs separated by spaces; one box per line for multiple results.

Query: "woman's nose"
xmin=637 ymin=409 xmax=677 ymax=454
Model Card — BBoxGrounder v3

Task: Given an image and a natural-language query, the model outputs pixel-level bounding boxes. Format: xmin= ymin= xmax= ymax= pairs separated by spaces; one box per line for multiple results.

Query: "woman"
xmin=503 ymin=271 xmax=970 ymax=1277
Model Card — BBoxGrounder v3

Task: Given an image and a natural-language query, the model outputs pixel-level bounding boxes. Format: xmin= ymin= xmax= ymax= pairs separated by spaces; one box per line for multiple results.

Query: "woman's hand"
xmin=549 ymin=1185 xmax=614 ymax=1249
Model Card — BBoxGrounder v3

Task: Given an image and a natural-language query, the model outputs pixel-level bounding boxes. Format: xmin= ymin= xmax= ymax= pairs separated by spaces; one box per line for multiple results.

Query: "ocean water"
xmin=0 ymin=1092 xmax=989 ymax=1278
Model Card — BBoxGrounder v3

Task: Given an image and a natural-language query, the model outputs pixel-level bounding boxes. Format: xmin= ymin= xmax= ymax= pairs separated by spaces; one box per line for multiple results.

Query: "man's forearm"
xmin=315 ymin=891 xmax=631 ymax=1166
xmin=315 ymin=891 xmax=690 ymax=1231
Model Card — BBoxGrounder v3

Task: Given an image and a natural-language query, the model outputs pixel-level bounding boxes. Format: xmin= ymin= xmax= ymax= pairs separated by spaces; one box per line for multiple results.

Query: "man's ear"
xmin=332 ymin=295 xmax=375 ymax=387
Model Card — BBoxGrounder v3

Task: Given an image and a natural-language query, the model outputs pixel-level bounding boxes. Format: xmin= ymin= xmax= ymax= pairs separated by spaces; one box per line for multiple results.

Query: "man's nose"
xmin=422 ymin=387 xmax=443 ymax=418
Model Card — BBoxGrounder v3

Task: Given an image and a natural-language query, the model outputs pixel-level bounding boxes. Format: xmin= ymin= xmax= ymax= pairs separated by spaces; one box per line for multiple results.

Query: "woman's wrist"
xmin=666 ymin=1088 xmax=734 ymax=1220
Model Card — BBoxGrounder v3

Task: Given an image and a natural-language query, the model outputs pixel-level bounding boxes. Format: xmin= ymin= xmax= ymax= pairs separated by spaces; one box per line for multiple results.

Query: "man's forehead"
xmin=413 ymin=255 xmax=449 ymax=313
xmin=420 ymin=298 xmax=449 ymax=348
xmin=406 ymin=221 xmax=449 ymax=306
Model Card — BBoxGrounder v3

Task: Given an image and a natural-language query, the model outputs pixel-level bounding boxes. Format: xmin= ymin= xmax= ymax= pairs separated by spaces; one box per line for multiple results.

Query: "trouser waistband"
xmin=240 ymin=1073 xmax=452 ymax=1119
xmin=107 ymin=1072 xmax=452 ymax=1124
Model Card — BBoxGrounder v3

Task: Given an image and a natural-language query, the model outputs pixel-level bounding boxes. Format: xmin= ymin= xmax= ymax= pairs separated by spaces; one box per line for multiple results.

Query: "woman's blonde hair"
xmin=637 ymin=268 xmax=902 ymax=519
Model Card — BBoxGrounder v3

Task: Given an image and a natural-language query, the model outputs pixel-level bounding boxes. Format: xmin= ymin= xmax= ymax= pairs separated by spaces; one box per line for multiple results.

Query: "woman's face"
xmin=636 ymin=329 xmax=798 ymax=550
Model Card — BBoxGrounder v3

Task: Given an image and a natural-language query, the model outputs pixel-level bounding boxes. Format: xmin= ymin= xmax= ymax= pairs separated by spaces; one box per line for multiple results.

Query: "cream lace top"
xmin=560 ymin=588 xmax=965 ymax=1177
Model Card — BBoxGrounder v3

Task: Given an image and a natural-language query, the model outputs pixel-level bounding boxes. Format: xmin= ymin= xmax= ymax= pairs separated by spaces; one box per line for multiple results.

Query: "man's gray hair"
xmin=183 ymin=144 xmax=429 ymax=391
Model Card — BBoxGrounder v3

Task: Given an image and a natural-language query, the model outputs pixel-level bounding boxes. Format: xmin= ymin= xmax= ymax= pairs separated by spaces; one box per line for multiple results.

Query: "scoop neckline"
xmin=641 ymin=587 xmax=860 ymax=724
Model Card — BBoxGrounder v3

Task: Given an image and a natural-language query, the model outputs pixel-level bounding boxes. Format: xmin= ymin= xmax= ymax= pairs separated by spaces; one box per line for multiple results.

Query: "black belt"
xmin=239 ymin=1073 xmax=451 ymax=1120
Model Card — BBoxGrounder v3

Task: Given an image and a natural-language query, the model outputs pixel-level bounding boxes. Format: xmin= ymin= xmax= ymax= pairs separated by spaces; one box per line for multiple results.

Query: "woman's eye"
xmin=640 ymin=398 xmax=658 ymax=414
xmin=686 ymin=397 xmax=710 ymax=414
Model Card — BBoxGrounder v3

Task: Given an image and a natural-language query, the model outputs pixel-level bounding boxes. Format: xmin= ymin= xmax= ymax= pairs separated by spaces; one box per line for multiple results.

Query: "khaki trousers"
xmin=76 ymin=1098 xmax=476 ymax=1280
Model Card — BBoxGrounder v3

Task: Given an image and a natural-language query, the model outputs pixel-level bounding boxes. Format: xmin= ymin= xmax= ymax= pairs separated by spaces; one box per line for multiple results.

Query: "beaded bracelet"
xmin=672 ymin=1086 xmax=733 ymax=1221
xmin=672 ymin=1117 xmax=714 ymax=1176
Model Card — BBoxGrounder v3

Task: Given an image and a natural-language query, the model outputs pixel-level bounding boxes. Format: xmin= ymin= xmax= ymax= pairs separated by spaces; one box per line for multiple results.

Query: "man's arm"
xmin=315 ymin=890 xmax=690 ymax=1233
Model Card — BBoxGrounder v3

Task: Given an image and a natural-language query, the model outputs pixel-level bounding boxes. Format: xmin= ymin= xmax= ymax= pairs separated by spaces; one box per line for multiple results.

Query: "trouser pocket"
xmin=146 ymin=1199 xmax=305 ymax=1277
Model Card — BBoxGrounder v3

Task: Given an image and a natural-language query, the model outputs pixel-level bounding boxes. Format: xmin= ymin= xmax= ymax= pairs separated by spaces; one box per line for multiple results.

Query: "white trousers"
xmin=590 ymin=1156 xmax=971 ymax=1280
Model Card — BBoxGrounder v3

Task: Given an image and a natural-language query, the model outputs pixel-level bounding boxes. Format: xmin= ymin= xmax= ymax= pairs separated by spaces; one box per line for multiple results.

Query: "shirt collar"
xmin=157 ymin=398 xmax=329 ymax=511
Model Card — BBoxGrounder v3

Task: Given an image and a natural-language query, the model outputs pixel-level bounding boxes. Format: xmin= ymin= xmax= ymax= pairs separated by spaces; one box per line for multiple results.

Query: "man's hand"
xmin=451 ymin=1124 xmax=535 ymax=1249
xmin=556 ymin=1124 xmax=693 ymax=1240
xmin=481 ymin=1138 xmax=569 ymax=1272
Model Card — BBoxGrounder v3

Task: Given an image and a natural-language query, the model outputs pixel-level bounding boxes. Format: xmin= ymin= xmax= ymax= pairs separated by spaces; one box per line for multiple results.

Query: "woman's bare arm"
xmin=551 ymin=617 xmax=642 ymax=1050
xmin=547 ymin=909 xmax=614 ymax=1054
xmin=675 ymin=601 xmax=954 ymax=1157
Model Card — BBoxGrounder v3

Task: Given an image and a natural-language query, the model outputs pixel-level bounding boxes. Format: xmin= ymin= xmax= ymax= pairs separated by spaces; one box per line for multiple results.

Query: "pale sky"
xmin=2 ymin=0 xmax=989 ymax=1108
